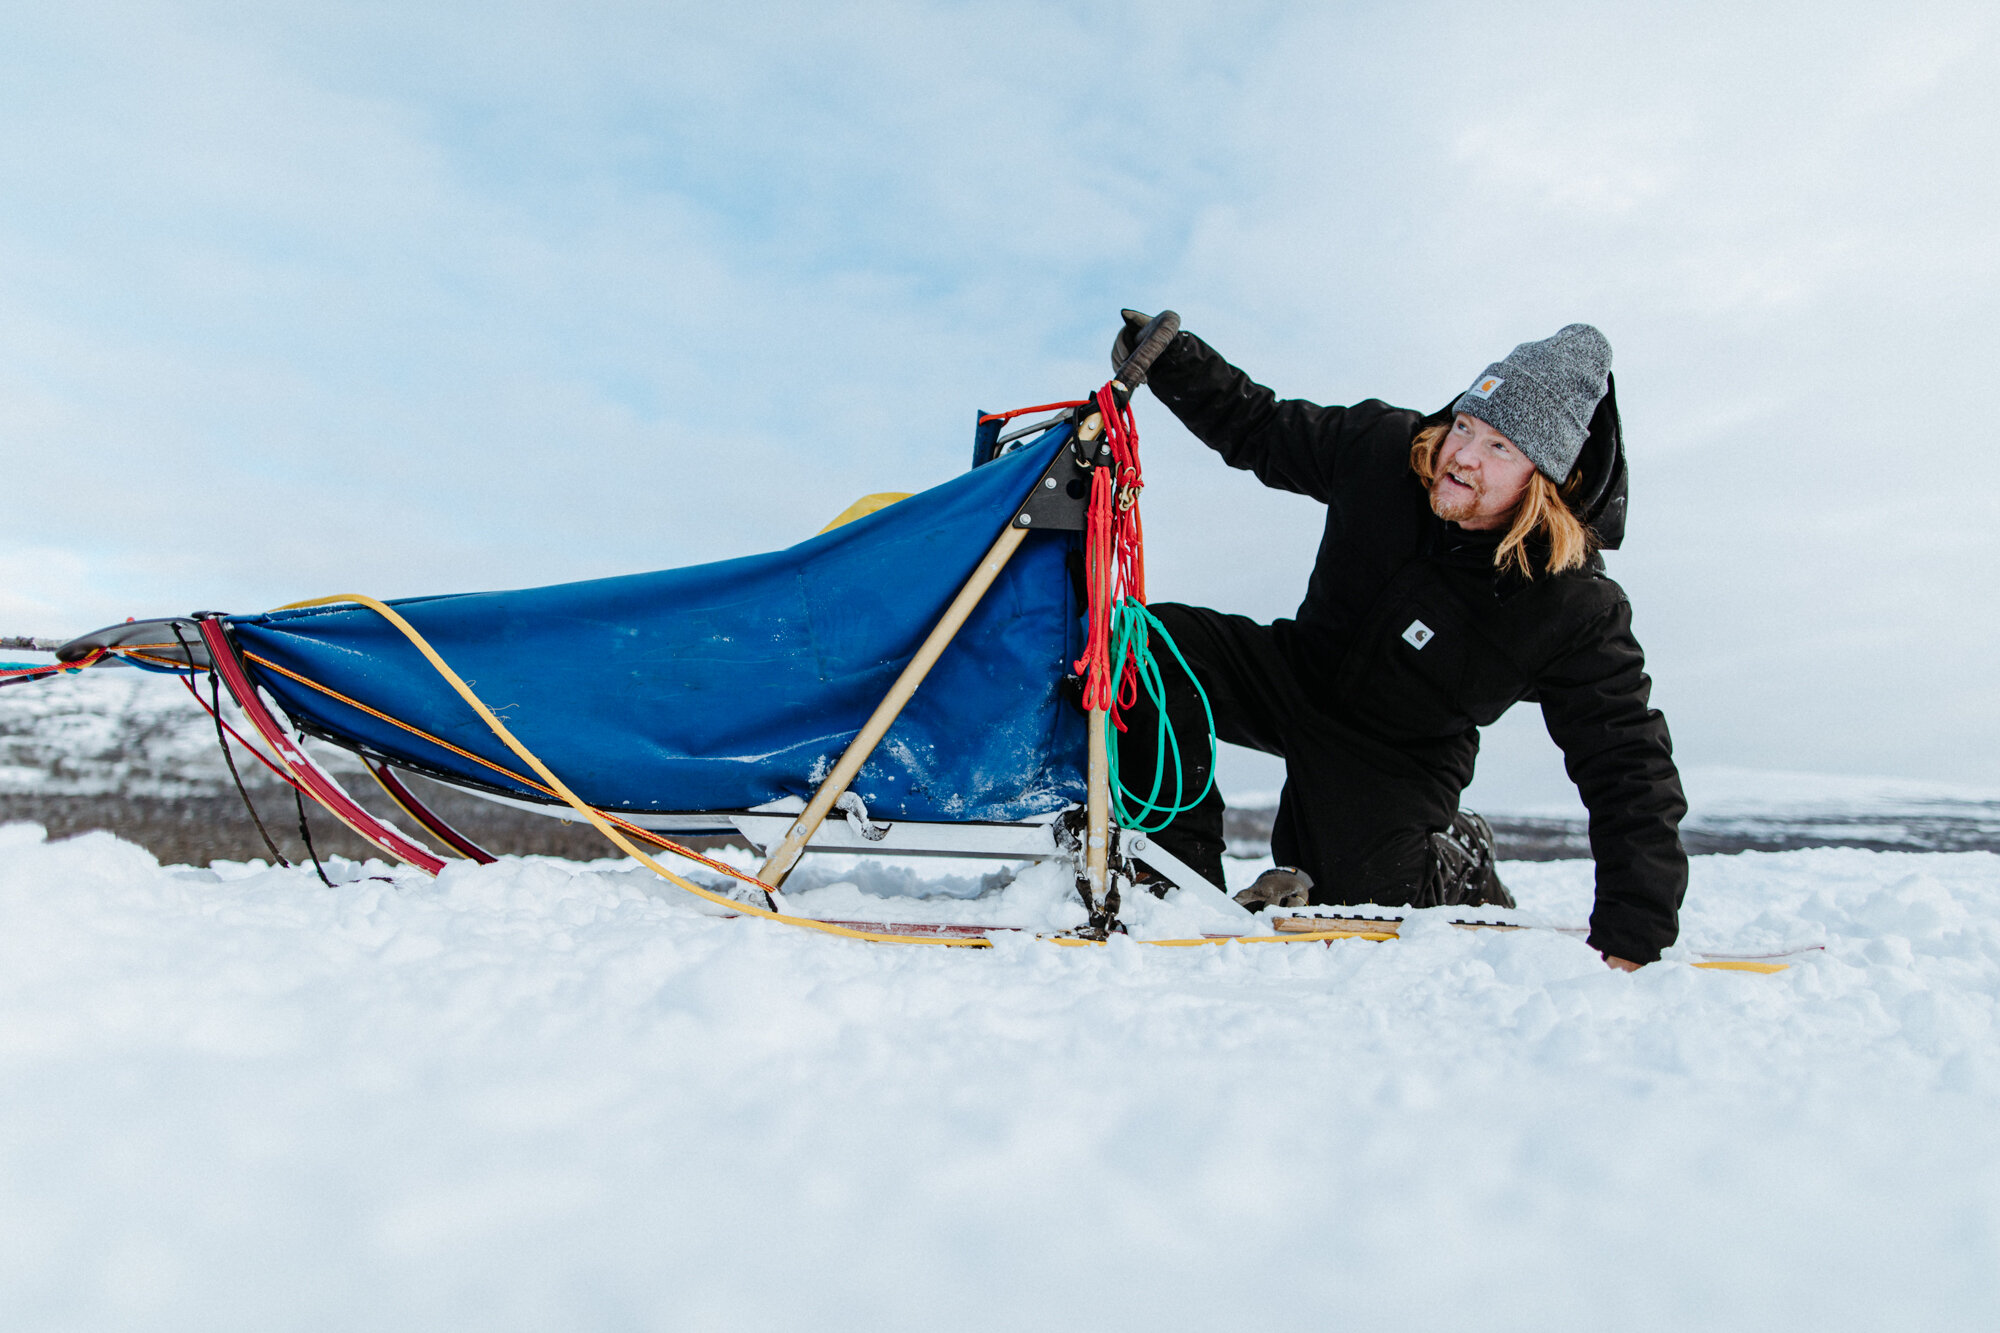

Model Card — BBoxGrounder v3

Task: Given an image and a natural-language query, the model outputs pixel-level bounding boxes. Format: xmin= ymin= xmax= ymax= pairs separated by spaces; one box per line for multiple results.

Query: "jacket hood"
xmin=1430 ymin=371 xmax=1627 ymax=550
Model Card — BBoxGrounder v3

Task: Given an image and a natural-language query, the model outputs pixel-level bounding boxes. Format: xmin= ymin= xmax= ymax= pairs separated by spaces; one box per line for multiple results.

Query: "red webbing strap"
xmin=365 ymin=759 xmax=498 ymax=865
xmin=195 ymin=617 xmax=448 ymax=873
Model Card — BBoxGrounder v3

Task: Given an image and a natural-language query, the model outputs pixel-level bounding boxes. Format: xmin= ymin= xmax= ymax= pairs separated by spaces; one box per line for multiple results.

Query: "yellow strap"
xmin=272 ymin=594 xmax=988 ymax=946
xmin=261 ymin=593 xmax=1786 ymax=971
xmin=1691 ymin=959 xmax=1788 ymax=974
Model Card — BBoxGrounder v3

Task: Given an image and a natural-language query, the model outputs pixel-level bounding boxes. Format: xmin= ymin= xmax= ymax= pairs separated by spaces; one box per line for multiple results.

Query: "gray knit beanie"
xmin=1451 ymin=323 xmax=1612 ymax=482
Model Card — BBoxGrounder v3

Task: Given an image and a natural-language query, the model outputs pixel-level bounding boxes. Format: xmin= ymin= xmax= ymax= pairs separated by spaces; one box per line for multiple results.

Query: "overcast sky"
xmin=2 ymin=2 xmax=1995 ymax=803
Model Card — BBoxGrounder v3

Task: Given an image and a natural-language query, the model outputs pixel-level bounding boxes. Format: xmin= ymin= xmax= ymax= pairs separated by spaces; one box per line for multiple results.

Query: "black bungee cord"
xmin=175 ymin=621 xmax=291 ymax=871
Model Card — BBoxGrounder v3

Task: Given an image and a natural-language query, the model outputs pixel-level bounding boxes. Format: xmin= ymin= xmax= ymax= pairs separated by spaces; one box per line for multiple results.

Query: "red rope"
xmin=177 ymin=671 xmax=313 ymax=795
xmin=978 ymin=399 xmax=1088 ymax=424
xmin=1073 ymin=383 xmax=1147 ymax=729
xmin=0 ymin=648 xmax=104 ymax=678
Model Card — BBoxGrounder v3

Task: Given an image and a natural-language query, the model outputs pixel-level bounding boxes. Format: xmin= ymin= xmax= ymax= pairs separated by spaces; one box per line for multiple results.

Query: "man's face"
xmin=1430 ymin=413 xmax=1538 ymax=530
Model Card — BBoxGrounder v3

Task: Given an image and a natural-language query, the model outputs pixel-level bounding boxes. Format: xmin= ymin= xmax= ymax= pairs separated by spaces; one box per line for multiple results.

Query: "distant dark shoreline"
xmin=11 ymin=672 xmax=1996 ymax=867
xmin=5 ymin=788 xmax=1997 ymax=868
xmin=1222 ymin=805 xmax=2000 ymax=859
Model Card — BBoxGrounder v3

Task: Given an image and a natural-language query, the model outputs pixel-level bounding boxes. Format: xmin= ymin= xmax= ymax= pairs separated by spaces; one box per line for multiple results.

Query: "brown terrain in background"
xmin=5 ymin=667 xmax=1998 ymax=869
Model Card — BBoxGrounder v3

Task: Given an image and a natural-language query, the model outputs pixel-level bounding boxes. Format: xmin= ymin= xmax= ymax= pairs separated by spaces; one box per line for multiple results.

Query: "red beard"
xmin=1429 ymin=471 xmax=1481 ymax=523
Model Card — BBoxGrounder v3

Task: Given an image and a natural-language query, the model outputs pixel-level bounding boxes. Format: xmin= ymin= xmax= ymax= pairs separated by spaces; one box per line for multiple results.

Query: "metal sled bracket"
xmin=1008 ymin=440 xmax=1095 ymax=534
xmin=1117 ymin=829 xmax=1228 ymax=899
xmin=731 ymin=812 xmax=1063 ymax=861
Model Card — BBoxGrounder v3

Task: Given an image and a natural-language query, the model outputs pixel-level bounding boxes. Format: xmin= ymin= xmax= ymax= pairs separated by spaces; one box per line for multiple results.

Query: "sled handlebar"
xmin=1113 ymin=309 xmax=1181 ymax=390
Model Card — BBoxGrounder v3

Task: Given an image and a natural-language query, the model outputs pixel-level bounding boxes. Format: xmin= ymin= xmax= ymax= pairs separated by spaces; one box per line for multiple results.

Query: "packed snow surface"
xmin=2 ymin=825 xmax=1997 ymax=1330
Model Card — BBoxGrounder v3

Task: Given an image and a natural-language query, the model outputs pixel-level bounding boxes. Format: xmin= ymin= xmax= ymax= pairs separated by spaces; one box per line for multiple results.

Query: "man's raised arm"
xmin=1131 ymin=319 xmax=1396 ymax=503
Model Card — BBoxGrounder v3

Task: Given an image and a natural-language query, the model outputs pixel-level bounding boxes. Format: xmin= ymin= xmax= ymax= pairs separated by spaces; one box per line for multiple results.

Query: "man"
xmin=1111 ymin=313 xmax=1686 ymax=968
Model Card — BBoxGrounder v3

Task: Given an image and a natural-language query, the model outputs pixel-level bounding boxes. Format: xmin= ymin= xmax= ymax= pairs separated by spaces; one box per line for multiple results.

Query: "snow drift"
xmin=0 ymin=823 xmax=1995 ymax=1329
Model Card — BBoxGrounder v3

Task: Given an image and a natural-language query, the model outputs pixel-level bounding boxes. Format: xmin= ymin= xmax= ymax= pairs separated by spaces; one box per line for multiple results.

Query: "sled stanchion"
xmin=759 ymin=521 xmax=1033 ymax=888
xmin=1084 ymin=707 xmax=1112 ymax=918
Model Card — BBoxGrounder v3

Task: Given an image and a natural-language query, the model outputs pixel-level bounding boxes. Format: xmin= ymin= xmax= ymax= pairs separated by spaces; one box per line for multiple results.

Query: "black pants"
xmin=1116 ymin=603 xmax=1500 ymax=908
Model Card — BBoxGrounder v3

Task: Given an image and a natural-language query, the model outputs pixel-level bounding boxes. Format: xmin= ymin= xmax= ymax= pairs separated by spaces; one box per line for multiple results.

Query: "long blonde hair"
xmin=1410 ymin=422 xmax=1592 ymax=579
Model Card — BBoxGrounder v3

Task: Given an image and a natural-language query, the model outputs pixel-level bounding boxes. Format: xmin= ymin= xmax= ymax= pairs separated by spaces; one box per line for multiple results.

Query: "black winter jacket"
xmin=1144 ymin=331 xmax=1688 ymax=963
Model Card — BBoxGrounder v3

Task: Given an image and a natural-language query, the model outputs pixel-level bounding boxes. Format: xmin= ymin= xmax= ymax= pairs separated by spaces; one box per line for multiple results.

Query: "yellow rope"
xmin=256 ymin=595 xmax=1786 ymax=970
xmin=239 ymin=649 xmax=765 ymax=883
xmin=271 ymin=595 xmax=990 ymax=947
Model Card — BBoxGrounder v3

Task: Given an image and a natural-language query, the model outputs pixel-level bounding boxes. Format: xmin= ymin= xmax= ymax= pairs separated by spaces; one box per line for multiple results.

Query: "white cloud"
xmin=0 ymin=1 xmax=1995 ymax=783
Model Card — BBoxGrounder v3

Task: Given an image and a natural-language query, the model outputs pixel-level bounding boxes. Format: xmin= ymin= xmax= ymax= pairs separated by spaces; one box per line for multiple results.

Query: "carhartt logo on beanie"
xmin=1452 ymin=323 xmax=1612 ymax=482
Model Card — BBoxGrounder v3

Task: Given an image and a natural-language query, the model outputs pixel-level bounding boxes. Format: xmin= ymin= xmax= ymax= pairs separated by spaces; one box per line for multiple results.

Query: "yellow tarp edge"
xmin=817 ymin=492 xmax=913 ymax=535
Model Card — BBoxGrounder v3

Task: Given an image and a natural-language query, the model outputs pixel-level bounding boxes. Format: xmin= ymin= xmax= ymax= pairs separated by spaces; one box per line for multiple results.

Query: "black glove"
xmin=1110 ymin=308 xmax=1155 ymax=372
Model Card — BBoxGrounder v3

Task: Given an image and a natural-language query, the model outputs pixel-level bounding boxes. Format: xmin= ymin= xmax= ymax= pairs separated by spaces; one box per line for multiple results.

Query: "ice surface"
xmin=1 ymin=825 xmax=1996 ymax=1329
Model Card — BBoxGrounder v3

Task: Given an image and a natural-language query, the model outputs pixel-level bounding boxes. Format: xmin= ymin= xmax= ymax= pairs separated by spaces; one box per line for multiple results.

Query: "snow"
xmin=2 ymin=825 xmax=1996 ymax=1329
xmin=740 ymin=848 xmax=1259 ymax=939
xmin=0 ymin=666 xmax=366 ymax=797
xmin=1463 ymin=759 xmax=2000 ymax=825
xmin=0 ymin=667 xmax=235 ymax=797
xmin=1678 ymin=765 xmax=2000 ymax=815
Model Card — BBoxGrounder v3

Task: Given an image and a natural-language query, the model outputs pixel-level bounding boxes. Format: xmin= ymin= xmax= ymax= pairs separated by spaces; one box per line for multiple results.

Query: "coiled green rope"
xmin=1103 ymin=602 xmax=1217 ymax=832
